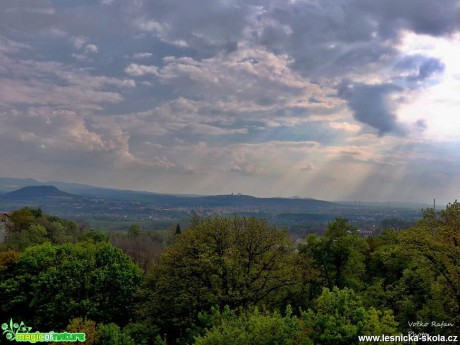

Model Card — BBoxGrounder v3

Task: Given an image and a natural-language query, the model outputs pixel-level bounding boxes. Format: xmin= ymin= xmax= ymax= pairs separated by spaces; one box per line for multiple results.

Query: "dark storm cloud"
xmin=357 ymin=0 xmax=460 ymax=37
xmin=395 ymin=55 xmax=445 ymax=82
xmin=336 ymin=54 xmax=445 ymax=137
xmin=338 ymin=81 xmax=404 ymax=136
xmin=252 ymin=0 xmax=460 ymax=79
xmin=256 ymin=0 xmax=388 ymax=78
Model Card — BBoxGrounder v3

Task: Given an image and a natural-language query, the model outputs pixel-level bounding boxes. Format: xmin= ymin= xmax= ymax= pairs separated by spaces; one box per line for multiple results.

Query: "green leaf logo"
xmin=2 ymin=319 xmax=32 ymax=341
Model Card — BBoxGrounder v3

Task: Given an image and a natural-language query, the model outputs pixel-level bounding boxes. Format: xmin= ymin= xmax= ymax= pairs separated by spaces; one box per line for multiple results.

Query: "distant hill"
xmin=0 ymin=180 xmax=341 ymax=212
xmin=0 ymin=177 xmax=343 ymax=211
xmin=0 ymin=177 xmax=424 ymax=233
xmin=193 ymin=194 xmax=336 ymax=210
xmin=5 ymin=185 xmax=74 ymax=198
xmin=0 ymin=177 xmax=198 ymax=198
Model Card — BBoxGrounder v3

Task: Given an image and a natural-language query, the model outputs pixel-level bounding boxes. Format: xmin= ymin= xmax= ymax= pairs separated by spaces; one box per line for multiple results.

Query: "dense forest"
xmin=1 ymin=203 xmax=459 ymax=344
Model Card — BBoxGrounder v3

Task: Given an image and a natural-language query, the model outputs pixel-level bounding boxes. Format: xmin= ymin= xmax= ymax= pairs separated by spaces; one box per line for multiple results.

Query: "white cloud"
xmin=125 ymin=63 xmax=159 ymax=76
xmin=329 ymin=122 xmax=361 ymax=132
xmin=151 ymin=46 xmax=338 ymax=127
xmin=133 ymin=52 xmax=153 ymax=59
xmin=85 ymin=44 xmax=98 ymax=53
xmin=136 ymin=19 xmax=164 ymax=33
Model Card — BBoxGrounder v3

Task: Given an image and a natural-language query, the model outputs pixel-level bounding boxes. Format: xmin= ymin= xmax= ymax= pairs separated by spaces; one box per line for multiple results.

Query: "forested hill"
xmin=4 ymin=185 xmax=74 ymax=198
xmin=0 ymin=178 xmax=341 ymax=211
xmin=191 ymin=194 xmax=336 ymax=210
xmin=0 ymin=180 xmax=422 ymax=232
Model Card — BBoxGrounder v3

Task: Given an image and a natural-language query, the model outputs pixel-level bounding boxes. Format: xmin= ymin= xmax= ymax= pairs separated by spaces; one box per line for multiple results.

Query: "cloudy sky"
xmin=1 ymin=0 xmax=460 ymax=203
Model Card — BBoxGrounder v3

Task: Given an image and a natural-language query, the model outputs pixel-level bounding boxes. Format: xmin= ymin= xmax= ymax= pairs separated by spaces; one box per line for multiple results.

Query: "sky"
xmin=1 ymin=0 xmax=460 ymax=203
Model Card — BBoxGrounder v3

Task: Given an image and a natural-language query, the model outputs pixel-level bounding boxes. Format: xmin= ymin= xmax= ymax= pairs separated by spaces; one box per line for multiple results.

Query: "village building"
xmin=0 ymin=212 xmax=12 ymax=243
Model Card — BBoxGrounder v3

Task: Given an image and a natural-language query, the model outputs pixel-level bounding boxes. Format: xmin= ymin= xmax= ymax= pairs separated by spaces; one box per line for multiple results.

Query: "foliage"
xmin=127 ymin=224 xmax=141 ymax=238
xmin=302 ymin=287 xmax=398 ymax=345
xmin=123 ymin=322 xmax=166 ymax=345
xmin=298 ymin=218 xmax=369 ymax=293
xmin=49 ymin=318 xmax=155 ymax=345
xmin=6 ymin=224 xmax=48 ymax=251
xmin=396 ymin=201 xmax=460 ymax=333
xmin=360 ymin=203 xmax=460 ymax=335
xmin=97 ymin=323 xmax=135 ymax=345
xmin=142 ymin=216 xmax=297 ymax=341
xmin=50 ymin=318 xmax=99 ymax=345
xmin=0 ymin=250 xmax=20 ymax=266
xmin=3 ymin=205 xmax=460 ymax=344
xmin=363 ymin=228 xmax=409 ymax=306
xmin=194 ymin=306 xmax=301 ymax=345
xmin=0 ymin=242 xmax=142 ymax=329
xmin=193 ymin=288 xmax=398 ymax=345
xmin=8 ymin=208 xmax=41 ymax=233
xmin=5 ymin=208 xmax=83 ymax=250
xmin=78 ymin=229 xmax=109 ymax=243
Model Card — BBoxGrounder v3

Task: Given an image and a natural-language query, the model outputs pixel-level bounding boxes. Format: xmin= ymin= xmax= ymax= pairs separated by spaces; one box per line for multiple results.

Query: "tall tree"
xmin=303 ymin=287 xmax=398 ymax=345
xmin=194 ymin=306 xmax=301 ymax=345
xmin=175 ymin=223 xmax=181 ymax=235
xmin=398 ymin=201 xmax=460 ymax=333
xmin=141 ymin=216 xmax=297 ymax=342
xmin=299 ymin=218 xmax=369 ymax=292
xmin=0 ymin=242 xmax=142 ymax=329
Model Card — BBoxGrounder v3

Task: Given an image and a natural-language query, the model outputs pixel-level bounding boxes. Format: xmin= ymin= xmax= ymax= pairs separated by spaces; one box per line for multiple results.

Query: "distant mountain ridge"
xmin=5 ymin=185 xmax=74 ymax=198
xmin=0 ymin=178 xmax=424 ymax=233
xmin=0 ymin=177 xmax=341 ymax=211
xmin=0 ymin=177 xmax=198 ymax=198
xmin=0 ymin=177 xmax=426 ymax=211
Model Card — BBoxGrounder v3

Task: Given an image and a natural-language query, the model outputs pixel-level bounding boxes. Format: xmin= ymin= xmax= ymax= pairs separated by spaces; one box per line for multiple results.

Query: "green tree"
xmin=194 ymin=306 xmax=301 ymax=345
xmin=193 ymin=288 xmax=398 ymax=345
xmin=0 ymin=242 xmax=142 ymax=329
xmin=396 ymin=201 xmax=460 ymax=333
xmin=362 ymin=228 xmax=412 ymax=319
xmin=54 ymin=318 xmax=165 ymax=345
xmin=52 ymin=318 xmax=99 ymax=345
xmin=4 ymin=208 xmax=83 ymax=249
xmin=6 ymin=224 xmax=48 ymax=251
xmin=299 ymin=218 xmax=369 ymax=292
xmin=97 ymin=323 xmax=135 ymax=345
xmin=128 ymin=224 xmax=141 ymax=238
xmin=8 ymin=208 xmax=42 ymax=233
xmin=142 ymin=216 xmax=297 ymax=342
xmin=122 ymin=322 xmax=165 ymax=345
xmin=175 ymin=223 xmax=182 ymax=235
xmin=80 ymin=229 xmax=109 ymax=243
xmin=302 ymin=287 xmax=398 ymax=345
